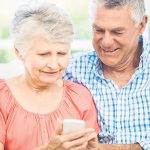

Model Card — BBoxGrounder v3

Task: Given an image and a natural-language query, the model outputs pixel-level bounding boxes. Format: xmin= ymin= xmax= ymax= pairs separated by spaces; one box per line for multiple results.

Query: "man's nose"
xmin=101 ymin=33 xmax=114 ymax=48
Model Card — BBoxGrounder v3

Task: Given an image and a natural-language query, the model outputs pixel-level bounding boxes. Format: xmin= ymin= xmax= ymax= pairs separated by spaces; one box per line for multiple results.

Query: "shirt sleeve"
xmin=82 ymin=95 xmax=101 ymax=134
xmin=0 ymin=111 xmax=6 ymax=144
xmin=75 ymin=84 xmax=100 ymax=134
xmin=63 ymin=55 xmax=82 ymax=82
xmin=0 ymin=79 xmax=7 ymax=144
xmin=65 ymin=81 xmax=101 ymax=134
xmin=139 ymin=138 xmax=150 ymax=150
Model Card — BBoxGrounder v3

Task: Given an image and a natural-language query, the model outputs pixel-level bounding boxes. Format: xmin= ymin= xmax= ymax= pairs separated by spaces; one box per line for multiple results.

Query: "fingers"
xmin=0 ymin=142 xmax=4 ymax=150
xmin=70 ymin=143 xmax=87 ymax=150
xmin=87 ymin=132 xmax=98 ymax=150
xmin=87 ymin=131 xmax=98 ymax=141
xmin=48 ymin=135 xmax=87 ymax=150
xmin=49 ymin=127 xmax=96 ymax=150
xmin=61 ymin=136 xmax=88 ymax=149
xmin=62 ymin=128 xmax=95 ymax=142
xmin=48 ymin=128 xmax=95 ymax=150
xmin=59 ymin=128 xmax=96 ymax=150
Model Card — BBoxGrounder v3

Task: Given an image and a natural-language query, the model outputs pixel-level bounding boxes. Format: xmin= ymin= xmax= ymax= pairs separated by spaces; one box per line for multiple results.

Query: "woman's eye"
xmin=38 ymin=53 xmax=48 ymax=56
xmin=58 ymin=52 xmax=67 ymax=55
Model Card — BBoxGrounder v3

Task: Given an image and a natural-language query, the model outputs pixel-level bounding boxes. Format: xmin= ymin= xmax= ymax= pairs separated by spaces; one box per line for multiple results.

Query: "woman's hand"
xmin=33 ymin=121 xmax=98 ymax=150
xmin=0 ymin=142 xmax=4 ymax=150
xmin=86 ymin=131 xmax=98 ymax=150
xmin=47 ymin=122 xmax=96 ymax=150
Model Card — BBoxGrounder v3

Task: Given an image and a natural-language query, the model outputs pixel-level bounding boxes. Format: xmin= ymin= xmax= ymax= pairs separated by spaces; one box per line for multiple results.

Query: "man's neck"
xmin=103 ymin=46 xmax=142 ymax=88
xmin=103 ymin=65 xmax=135 ymax=88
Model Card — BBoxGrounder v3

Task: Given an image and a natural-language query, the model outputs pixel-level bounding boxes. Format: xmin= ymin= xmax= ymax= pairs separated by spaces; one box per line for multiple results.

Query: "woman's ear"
xmin=15 ymin=47 xmax=24 ymax=61
xmin=139 ymin=15 xmax=148 ymax=34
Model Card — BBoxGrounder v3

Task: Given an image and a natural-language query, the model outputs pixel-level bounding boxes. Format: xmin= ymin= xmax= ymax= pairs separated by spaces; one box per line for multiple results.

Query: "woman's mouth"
xmin=41 ymin=70 xmax=59 ymax=75
xmin=102 ymin=48 xmax=119 ymax=52
xmin=44 ymin=71 xmax=58 ymax=74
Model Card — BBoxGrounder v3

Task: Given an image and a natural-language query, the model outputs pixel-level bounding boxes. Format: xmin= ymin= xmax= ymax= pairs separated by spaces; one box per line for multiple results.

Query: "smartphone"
xmin=63 ymin=119 xmax=85 ymax=134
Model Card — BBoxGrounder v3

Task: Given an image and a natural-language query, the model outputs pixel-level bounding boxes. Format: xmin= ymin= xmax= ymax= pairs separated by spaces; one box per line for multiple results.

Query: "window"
xmin=0 ymin=0 xmax=150 ymax=63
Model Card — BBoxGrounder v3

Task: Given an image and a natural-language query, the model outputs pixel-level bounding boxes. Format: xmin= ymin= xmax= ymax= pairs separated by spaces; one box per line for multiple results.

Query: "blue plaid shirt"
xmin=63 ymin=37 xmax=150 ymax=150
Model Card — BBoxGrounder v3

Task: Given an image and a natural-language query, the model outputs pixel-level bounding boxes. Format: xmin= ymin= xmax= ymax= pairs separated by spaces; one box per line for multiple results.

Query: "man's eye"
xmin=113 ymin=31 xmax=124 ymax=35
xmin=93 ymin=28 xmax=104 ymax=33
xmin=115 ymin=32 xmax=123 ymax=35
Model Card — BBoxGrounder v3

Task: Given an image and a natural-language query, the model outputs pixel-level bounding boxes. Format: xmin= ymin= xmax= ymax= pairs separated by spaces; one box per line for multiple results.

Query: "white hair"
xmin=12 ymin=0 xmax=74 ymax=52
xmin=90 ymin=0 xmax=146 ymax=26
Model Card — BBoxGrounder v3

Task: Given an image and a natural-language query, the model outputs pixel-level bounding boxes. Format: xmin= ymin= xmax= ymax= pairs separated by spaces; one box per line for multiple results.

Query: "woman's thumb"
xmin=55 ymin=118 xmax=63 ymax=135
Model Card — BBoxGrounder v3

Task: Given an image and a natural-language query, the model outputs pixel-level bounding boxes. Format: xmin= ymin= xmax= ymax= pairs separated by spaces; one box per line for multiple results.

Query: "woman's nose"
xmin=46 ymin=56 xmax=58 ymax=69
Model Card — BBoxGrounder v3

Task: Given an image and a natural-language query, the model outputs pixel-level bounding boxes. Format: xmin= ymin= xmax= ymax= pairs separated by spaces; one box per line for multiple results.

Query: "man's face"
xmin=92 ymin=5 xmax=146 ymax=68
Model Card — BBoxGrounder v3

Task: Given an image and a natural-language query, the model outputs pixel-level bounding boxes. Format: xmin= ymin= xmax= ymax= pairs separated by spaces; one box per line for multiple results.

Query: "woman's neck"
xmin=20 ymin=75 xmax=63 ymax=94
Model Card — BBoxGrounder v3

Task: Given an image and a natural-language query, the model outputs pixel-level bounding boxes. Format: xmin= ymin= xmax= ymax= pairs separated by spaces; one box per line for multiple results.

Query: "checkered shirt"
xmin=63 ymin=37 xmax=150 ymax=150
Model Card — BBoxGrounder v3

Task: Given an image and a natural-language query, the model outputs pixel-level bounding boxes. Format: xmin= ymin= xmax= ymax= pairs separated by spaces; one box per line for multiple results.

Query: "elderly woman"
xmin=0 ymin=1 xmax=100 ymax=150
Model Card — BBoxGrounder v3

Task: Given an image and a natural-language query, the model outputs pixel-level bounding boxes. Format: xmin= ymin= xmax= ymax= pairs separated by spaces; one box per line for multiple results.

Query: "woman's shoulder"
xmin=64 ymin=80 xmax=91 ymax=94
xmin=0 ymin=78 xmax=16 ymax=113
xmin=0 ymin=77 xmax=17 ymax=95
xmin=64 ymin=80 xmax=93 ymax=105
xmin=0 ymin=79 xmax=10 ymax=96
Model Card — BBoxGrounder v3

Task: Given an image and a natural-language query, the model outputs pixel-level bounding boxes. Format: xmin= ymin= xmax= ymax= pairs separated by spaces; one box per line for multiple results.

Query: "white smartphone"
xmin=63 ymin=119 xmax=85 ymax=134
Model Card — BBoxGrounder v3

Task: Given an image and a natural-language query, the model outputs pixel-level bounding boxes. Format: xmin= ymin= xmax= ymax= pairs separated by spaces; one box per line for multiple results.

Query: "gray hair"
xmin=12 ymin=0 xmax=74 ymax=52
xmin=90 ymin=0 xmax=146 ymax=26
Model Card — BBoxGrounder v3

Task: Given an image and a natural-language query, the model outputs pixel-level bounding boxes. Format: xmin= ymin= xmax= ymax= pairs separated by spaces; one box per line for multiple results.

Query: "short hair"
xmin=90 ymin=0 xmax=146 ymax=26
xmin=12 ymin=0 xmax=74 ymax=52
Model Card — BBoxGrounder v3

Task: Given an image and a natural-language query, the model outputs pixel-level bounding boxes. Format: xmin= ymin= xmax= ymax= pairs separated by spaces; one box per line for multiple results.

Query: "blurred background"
xmin=0 ymin=0 xmax=150 ymax=64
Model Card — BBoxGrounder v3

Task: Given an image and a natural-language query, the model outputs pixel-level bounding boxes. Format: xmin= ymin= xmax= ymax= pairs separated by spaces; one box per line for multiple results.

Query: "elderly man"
xmin=64 ymin=0 xmax=150 ymax=149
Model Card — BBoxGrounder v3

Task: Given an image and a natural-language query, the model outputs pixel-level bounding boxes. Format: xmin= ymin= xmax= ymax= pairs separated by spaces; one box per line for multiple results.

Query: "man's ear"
xmin=15 ymin=47 xmax=24 ymax=61
xmin=139 ymin=15 xmax=148 ymax=34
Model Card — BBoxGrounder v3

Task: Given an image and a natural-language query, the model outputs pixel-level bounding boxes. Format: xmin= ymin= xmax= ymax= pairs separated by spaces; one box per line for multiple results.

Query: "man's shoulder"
xmin=143 ymin=39 xmax=150 ymax=64
xmin=140 ymin=39 xmax=150 ymax=78
xmin=71 ymin=50 xmax=98 ymax=65
xmin=147 ymin=41 xmax=150 ymax=55
xmin=63 ymin=50 xmax=98 ymax=81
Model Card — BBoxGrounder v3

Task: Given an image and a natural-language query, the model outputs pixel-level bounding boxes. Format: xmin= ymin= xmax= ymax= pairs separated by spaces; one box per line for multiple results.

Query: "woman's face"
xmin=19 ymin=36 xmax=71 ymax=86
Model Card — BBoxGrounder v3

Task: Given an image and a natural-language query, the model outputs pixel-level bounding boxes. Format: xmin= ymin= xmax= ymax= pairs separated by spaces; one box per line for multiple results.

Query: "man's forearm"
xmin=98 ymin=143 xmax=142 ymax=150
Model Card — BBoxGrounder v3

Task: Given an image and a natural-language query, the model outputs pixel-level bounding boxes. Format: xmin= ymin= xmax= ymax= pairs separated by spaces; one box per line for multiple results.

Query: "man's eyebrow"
xmin=93 ymin=24 xmax=126 ymax=31
xmin=112 ymin=27 xmax=126 ymax=31
xmin=92 ymin=24 xmax=101 ymax=28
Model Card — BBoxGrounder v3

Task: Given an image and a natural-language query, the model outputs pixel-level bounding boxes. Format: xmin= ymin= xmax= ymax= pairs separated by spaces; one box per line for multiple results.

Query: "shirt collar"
xmin=137 ymin=35 xmax=149 ymax=70
xmin=95 ymin=56 xmax=104 ymax=77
